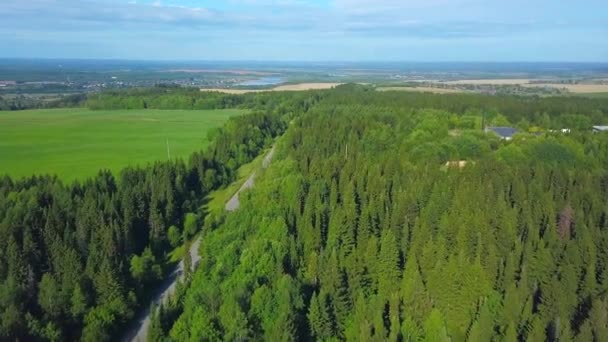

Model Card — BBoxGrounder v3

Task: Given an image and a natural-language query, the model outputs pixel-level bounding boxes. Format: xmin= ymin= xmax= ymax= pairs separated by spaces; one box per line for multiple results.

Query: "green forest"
xmin=2 ymin=85 xmax=608 ymax=341
xmin=0 ymin=90 xmax=316 ymax=340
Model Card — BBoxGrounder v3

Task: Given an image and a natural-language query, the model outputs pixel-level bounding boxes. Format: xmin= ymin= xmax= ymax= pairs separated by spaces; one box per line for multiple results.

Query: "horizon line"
xmin=0 ymin=57 xmax=607 ymax=64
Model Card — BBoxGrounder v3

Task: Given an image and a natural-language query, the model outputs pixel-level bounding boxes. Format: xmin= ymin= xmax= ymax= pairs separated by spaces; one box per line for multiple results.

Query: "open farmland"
xmin=0 ymin=108 xmax=245 ymax=180
xmin=434 ymin=79 xmax=608 ymax=94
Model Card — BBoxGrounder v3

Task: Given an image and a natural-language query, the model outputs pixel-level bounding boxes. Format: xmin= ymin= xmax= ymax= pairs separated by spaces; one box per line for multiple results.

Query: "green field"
xmin=575 ymin=92 xmax=608 ymax=99
xmin=0 ymin=108 xmax=246 ymax=180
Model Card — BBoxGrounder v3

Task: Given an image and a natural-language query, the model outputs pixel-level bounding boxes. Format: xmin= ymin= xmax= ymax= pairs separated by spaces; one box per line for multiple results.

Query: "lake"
xmin=238 ymin=76 xmax=285 ymax=86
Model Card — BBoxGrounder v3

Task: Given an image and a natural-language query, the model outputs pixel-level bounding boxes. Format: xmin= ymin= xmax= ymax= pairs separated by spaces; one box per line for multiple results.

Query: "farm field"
xmin=433 ymin=79 xmax=608 ymax=93
xmin=576 ymin=92 xmax=608 ymax=99
xmin=0 ymin=108 xmax=246 ymax=180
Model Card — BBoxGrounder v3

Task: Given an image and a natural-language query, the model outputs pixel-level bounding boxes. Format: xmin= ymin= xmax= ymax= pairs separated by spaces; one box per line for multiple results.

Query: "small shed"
xmin=485 ymin=127 xmax=518 ymax=140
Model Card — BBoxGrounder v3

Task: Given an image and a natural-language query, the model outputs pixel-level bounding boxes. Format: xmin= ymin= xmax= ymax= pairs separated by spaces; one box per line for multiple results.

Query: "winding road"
xmin=225 ymin=146 xmax=275 ymax=212
xmin=123 ymin=145 xmax=276 ymax=342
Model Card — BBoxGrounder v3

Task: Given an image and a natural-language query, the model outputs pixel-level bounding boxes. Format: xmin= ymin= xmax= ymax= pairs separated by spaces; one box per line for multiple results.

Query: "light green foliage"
xmin=38 ymin=274 xmax=63 ymax=319
xmin=491 ymin=113 xmax=511 ymax=126
xmin=130 ymin=248 xmax=162 ymax=285
xmin=424 ymin=309 xmax=450 ymax=342
xmin=167 ymin=225 xmax=181 ymax=248
xmin=182 ymin=213 xmax=198 ymax=240
xmin=71 ymin=285 xmax=88 ymax=320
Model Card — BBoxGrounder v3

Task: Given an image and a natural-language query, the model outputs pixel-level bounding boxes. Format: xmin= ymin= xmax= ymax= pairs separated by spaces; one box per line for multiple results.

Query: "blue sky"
xmin=0 ymin=0 xmax=606 ymax=61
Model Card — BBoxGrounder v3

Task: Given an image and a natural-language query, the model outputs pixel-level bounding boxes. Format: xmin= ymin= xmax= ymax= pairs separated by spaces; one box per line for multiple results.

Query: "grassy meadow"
xmin=0 ymin=108 xmax=246 ymax=181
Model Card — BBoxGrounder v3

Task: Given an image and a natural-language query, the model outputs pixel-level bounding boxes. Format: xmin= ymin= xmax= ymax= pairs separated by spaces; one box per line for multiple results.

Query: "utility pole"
xmin=166 ymin=138 xmax=171 ymax=160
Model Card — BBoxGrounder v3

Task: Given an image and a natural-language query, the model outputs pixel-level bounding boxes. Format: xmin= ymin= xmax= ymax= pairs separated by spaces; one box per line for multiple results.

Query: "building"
xmin=485 ymin=126 xmax=518 ymax=140
xmin=593 ymin=126 xmax=608 ymax=133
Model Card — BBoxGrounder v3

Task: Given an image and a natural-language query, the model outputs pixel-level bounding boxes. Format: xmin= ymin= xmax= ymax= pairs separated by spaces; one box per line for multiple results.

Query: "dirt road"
xmin=226 ymin=145 xmax=275 ymax=212
xmin=123 ymin=145 xmax=276 ymax=341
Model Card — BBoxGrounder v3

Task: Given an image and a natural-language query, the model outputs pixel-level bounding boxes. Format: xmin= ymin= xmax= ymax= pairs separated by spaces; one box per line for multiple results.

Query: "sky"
xmin=0 ymin=0 xmax=607 ymax=61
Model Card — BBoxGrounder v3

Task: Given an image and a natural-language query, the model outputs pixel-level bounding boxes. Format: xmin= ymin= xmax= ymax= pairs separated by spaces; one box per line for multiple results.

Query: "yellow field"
xmin=436 ymin=79 xmax=608 ymax=93
xmin=404 ymin=78 xmax=608 ymax=94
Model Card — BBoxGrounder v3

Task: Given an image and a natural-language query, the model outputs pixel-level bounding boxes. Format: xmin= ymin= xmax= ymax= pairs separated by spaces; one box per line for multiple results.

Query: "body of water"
xmin=238 ymin=76 xmax=285 ymax=86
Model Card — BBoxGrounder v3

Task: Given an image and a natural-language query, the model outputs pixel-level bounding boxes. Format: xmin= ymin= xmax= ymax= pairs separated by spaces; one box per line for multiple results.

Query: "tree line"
xmin=0 ymin=94 xmax=86 ymax=111
xmin=85 ymin=86 xmax=322 ymax=112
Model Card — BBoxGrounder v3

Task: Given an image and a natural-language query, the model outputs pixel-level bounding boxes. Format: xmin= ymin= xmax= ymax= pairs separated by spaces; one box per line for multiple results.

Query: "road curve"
xmin=226 ymin=145 xmax=276 ymax=212
xmin=123 ymin=145 xmax=276 ymax=342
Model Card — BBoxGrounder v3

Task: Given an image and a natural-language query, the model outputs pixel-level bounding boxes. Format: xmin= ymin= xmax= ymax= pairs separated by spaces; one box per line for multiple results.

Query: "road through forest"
xmin=123 ymin=145 xmax=277 ymax=342
xmin=225 ymin=145 xmax=275 ymax=212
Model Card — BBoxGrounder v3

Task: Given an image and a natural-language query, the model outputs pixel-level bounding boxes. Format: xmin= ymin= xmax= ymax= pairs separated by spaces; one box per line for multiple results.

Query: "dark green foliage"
xmin=167 ymin=86 xmax=608 ymax=341
xmin=0 ymin=93 xmax=86 ymax=111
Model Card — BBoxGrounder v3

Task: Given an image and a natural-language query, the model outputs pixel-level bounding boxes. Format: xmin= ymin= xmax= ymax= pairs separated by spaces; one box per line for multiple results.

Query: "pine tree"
xmin=148 ymin=305 xmax=165 ymax=342
xmin=344 ymin=292 xmax=373 ymax=341
xmin=71 ymin=285 xmax=88 ymax=320
xmin=502 ymin=321 xmax=518 ymax=342
xmin=402 ymin=316 xmax=423 ymax=342
xmin=574 ymin=320 xmax=593 ymax=342
xmin=401 ymin=254 xmax=431 ymax=325
xmin=308 ymin=292 xmax=334 ymax=340
xmin=589 ymin=298 xmax=608 ymax=341
xmin=424 ymin=309 xmax=449 ymax=342
xmin=378 ymin=229 xmax=401 ymax=299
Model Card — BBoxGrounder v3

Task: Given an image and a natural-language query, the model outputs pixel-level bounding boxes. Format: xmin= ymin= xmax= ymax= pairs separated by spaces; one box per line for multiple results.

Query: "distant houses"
xmin=485 ymin=126 xmax=518 ymax=140
xmin=593 ymin=126 xmax=608 ymax=133
xmin=0 ymin=81 xmax=16 ymax=87
xmin=484 ymin=125 xmax=607 ymax=139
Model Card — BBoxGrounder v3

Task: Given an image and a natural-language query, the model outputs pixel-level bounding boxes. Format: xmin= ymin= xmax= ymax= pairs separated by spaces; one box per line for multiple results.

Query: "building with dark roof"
xmin=485 ymin=126 xmax=518 ymax=140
